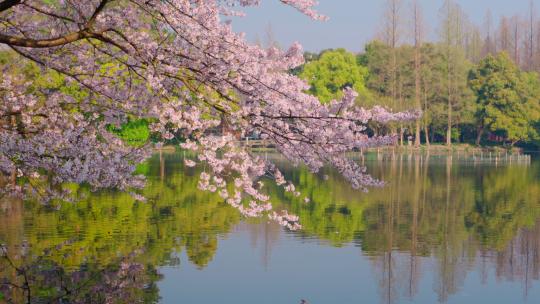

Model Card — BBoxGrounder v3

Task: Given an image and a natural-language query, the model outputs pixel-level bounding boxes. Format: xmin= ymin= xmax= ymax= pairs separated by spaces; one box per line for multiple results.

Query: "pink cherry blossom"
xmin=184 ymin=159 xmax=197 ymax=167
xmin=0 ymin=0 xmax=418 ymax=228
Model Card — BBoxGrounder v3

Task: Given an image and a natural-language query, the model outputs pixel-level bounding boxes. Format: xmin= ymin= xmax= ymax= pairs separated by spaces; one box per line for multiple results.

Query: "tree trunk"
xmin=475 ymin=126 xmax=484 ymax=146
xmin=444 ymin=1 xmax=453 ymax=147
xmin=446 ymin=107 xmax=452 ymax=146
xmin=415 ymin=120 xmax=421 ymax=147
xmin=446 ymin=70 xmax=452 ymax=146
xmin=10 ymin=169 xmax=16 ymax=187
xmin=413 ymin=0 xmax=422 ymax=147
xmin=10 ymin=115 xmax=17 ymax=187
xmin=421 ymin=68 xmax=430 ymax=147
xmin=424 ymin=124 xmax=430 ymax=146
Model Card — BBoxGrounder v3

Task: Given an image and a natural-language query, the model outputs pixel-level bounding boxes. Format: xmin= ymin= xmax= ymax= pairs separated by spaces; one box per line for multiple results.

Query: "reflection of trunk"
xmin=438 ymin=156 xmax=453 ymax=302
xmin=493 ymin=223 xmax=540 ymax=295
xmin=383 ymin=156 xmax=399 ymax=304
xmin=420 ymin=152 xmax=429 ymax=223
xmin=149 ymin=201 xmax=164 ymax=244
xmin=160 ymin=150 xmax=165 ymax=180
xmin=525 ymin=235 xmax=530 ymax=298
xmin=408 ymin=154 xmax=421 ymax=298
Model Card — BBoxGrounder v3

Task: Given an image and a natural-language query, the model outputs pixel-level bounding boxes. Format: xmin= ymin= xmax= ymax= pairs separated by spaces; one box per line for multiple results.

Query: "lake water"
xmin=1 ymin=151 xmax=540 ymax=303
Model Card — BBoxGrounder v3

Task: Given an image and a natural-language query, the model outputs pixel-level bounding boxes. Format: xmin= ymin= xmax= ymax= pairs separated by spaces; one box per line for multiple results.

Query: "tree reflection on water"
xmin=0 ymin=244 xmax=161 ymax=303
xmin=1 ymin=151 xmax=540 ymax=303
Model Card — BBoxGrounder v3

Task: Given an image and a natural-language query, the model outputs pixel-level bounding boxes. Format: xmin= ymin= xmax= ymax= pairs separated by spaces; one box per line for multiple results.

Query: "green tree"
xmin=360 ymin=41 xmax=430 ymax=143
xmin=299 ymin=49 xmax=370 ymax=103
xmin=468 ymin=52 xmax=540 ymax=145
xmin=358 ymin=41 xmax=390 ymax=95
xmin=418 ymin=43 xmax=446 ymax=144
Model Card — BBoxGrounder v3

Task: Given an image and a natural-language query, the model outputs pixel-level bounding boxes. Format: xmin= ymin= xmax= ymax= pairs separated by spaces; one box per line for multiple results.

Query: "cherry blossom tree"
xmin=0 ymin=0 xmax=418 ymax=229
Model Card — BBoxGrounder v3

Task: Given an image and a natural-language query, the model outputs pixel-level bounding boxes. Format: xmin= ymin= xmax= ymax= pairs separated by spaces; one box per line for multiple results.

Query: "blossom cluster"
xmin=0 ymin=0 xmax=418 ymax=228
xmin=0 ymin=75 xmax=148 ymax=201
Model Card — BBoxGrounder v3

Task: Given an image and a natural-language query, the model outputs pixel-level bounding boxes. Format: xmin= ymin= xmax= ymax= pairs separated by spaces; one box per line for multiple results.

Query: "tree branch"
xmin=0 ymin=30 xmax=100 ymax=48
xmin=88 ymin=0 xmax=112 ymax=27
xmin=0 ymin=1 xmax=116 ymax=48
xmin=0 ymin=0 xmax=20 ymax=12
xmin=21 ymin=2 xmax=76 ymax=23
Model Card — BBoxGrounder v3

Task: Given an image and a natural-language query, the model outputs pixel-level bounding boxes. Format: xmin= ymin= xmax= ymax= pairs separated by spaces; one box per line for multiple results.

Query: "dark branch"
xmin=0 ymin=30 xmax=100 ymax=48
xmin=88 ymin=0 xmax=112 ymax=26
xmin=0 ymin=0 xmax=20 ymax=12
xmin=0 ymin=1 xmax=116 ymax=49
xmin=21 ymin=3 xmax=76 ymax=23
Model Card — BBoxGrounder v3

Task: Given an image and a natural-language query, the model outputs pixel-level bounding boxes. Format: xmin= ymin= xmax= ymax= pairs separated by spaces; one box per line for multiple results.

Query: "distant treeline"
xmin=290 ymin=0 xmax=540 ymax=149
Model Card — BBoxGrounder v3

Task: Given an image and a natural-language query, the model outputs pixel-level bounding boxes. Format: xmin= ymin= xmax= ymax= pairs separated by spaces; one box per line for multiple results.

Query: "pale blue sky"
xmin=232 ymin=0 xmax=533 ymax=52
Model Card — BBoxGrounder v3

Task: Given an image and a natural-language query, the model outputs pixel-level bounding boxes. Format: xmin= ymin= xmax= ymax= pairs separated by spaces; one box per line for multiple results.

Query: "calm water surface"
xmin=1 ymin=151 xmax=540 ymax=303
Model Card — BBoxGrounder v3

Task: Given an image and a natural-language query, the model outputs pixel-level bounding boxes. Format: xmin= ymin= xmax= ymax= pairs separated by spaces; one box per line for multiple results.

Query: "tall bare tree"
xmin=510 ymin=15 xmax=522 ymax=65
xmin=482 ymin=9 xmax=495 ymax=56
xmin=439 ymin=0 xmax=467 ymax=147
xmin=412 ymin=0 xmax=424 ymax=147
xmin=440 ymin=0 xmax=452 ymax=146
xmin=461 ymin=21 xmax=483 ymax=63
xmin=264 ymin=22 xmax=281 ymax=49
xmin=534 ymin=20 xmax=540 ymax=70
xmin=527 ymin=0 xmax=535 ymax=69
xmin=499 ymin=16 xmax=511 ymax=53
xmin=381 ymin=0 xmax=403 ymax=145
